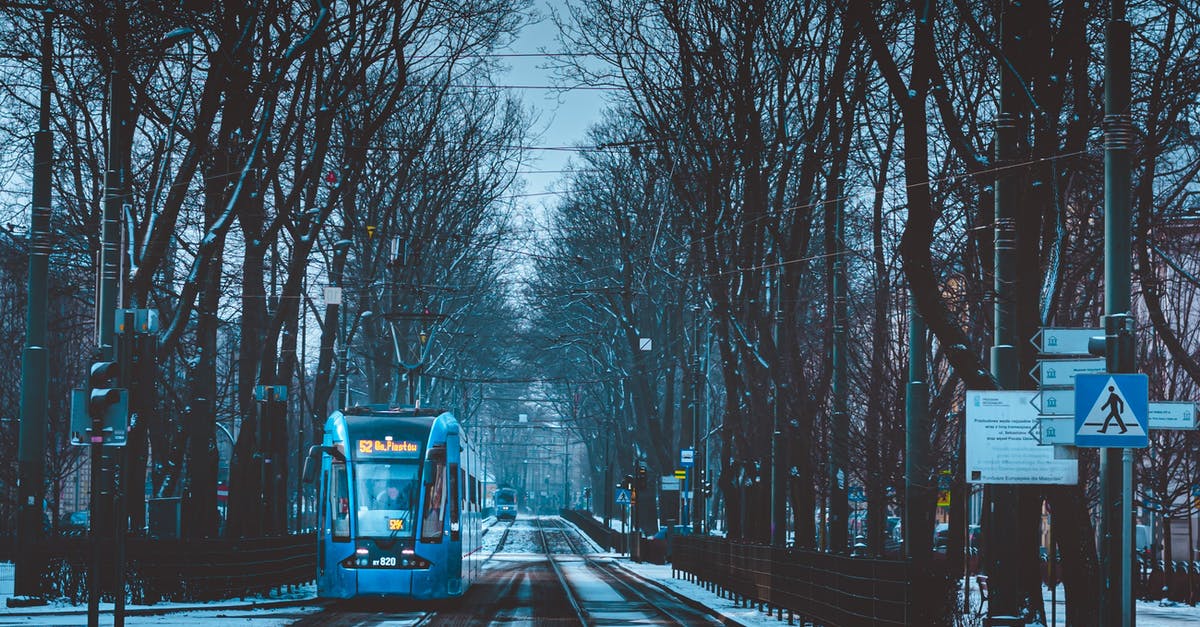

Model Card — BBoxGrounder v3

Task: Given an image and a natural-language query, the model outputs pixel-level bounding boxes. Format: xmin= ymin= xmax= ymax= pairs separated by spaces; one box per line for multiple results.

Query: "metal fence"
xmin=672 ymin=536 xmax=951 ymax=626
xmin=560 ymin=509 xmax=627 ymax=553
xmin=34 ymin=533 xmax=315 ymax=604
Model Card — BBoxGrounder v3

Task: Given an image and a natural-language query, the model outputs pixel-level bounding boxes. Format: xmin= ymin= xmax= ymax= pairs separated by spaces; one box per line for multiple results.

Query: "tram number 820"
xmin=378 ymin=556 xmax=397 ymax=567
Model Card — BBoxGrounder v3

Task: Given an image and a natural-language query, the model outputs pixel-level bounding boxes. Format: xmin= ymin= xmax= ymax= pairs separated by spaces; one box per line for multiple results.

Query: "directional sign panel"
xmin=1032 ymin=388 xmax=1076 ymax=416
xmin=1074 ymin=374 xmax=1149 ymax=448
xmin=1035 ymin=328 xmax=1103 ymax=355
xmin=1031 ymin=358 xmax=1106 ymax=388
xmin=1148 ymin=401 xmax=1197 ymax=430
xmin=966 ymin=390 xmax=1078 ymax=484
xmin=1038 ymin=417 xmax=1075 ymax=445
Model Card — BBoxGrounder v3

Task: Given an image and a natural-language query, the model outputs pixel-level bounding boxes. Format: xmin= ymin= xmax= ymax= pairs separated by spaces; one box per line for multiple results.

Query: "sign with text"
xmin=1030 ymin=358 xmax=1105 ymax=388
xmin=355 ymin=438 xmax=421 ymax=459
xmin=966 ymin=390 xmax=1078 ymax=485
xmin=1032 ymin=388 xmax=1076 ymax=416
xmin=1148 ymin=401 xmax=1197 ymax=430
xmin=1034 ymin=327 xmax=1103 ymax=355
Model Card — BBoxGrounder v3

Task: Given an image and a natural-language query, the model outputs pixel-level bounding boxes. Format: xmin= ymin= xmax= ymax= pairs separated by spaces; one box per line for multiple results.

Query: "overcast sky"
xmin=499 ymin=0 xmax=608 ymax=212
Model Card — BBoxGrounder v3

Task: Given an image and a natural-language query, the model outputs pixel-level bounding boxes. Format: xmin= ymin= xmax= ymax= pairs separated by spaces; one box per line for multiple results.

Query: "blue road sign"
xmin=615 ymin=488 xmax=631 ymax=505
xmin=848 ymin=486 xmax=866 ymax=502
xmin=1074 ymin=373 xmax=1149 ymax=448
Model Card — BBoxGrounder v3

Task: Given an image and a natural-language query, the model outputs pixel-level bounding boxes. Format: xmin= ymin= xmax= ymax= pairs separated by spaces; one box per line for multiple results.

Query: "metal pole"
xmin=1101 ymin=1 xmax=1133 ymax=625
xmin=14 ymin=9 xmax=53 ymax=602
xmin=830 ymin=176 xmax=849 ymax=552
xmin=691 ymin=305 xmax=703 ymax=531
xmin=904 ymin=294 xmax=930 ymax=560
xmin=771 ymin=298 xmax=786 ymax=546
xmin=989 ymin=3 xmax=1022 ymax=607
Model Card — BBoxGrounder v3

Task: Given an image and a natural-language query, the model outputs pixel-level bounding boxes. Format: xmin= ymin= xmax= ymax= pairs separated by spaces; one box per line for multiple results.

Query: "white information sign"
xmin=660 ymin=476 xmax=680 ymax=491
xmin=966 ymin=390 xmax=1078 ymax=485
xmin=1148 ymin=401 xmax=1197 ymax=430
xmin=1030 ymin=358 xmax=1106 ymax=387
xmin=1035 ymin=328 xmax=1103 ymax=355
xmin=1032 ymin=388 xmax=1076 ymax=416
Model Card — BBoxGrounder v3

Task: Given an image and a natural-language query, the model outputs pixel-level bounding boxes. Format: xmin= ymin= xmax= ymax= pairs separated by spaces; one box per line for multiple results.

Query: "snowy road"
xmin=6 ymin=522 xmax=1199 ymax=625
xmin=300 ymin=516 xmax=725 ymax=626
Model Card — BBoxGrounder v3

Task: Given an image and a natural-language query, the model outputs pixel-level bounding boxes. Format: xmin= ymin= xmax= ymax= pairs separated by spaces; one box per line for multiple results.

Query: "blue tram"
xmin=493 ymin=487 xmax=517 ymax=520
xmin=303 ymin=405 xmax=484 ymax=599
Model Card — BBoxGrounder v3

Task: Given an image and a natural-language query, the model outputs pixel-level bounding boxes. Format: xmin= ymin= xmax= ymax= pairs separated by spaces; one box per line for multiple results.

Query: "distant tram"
xmin=493 ymin=487 xmax=517 ymax=520
xmin=304 ymin=405 xmax=484 ymax=599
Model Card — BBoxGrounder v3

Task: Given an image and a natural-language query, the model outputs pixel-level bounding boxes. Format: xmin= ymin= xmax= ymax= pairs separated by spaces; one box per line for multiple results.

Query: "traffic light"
xmin=622 ymin=474 xmax=634 ymax=491
xmin=635 ymin=464 xmax=647 ymax=490
xmin=87 ymin=360 xmax=128 ymax=443
xmin=701 ymin=481 xmax=713 ymax=497
xmin=584 ymin=487 xmax=591 ymax=499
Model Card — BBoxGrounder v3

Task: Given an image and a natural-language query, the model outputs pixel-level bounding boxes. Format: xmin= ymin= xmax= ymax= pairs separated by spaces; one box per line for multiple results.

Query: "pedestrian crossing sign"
xmin=1074 ymin=373 xmax=1149 ymax=448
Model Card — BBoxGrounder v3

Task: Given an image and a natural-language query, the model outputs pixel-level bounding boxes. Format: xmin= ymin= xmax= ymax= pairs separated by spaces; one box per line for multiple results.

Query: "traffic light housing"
xmin=622 ymin=474 xmax=634 ymax=491
xmin=635 ymin=464 xmax=647 ymax=490
xmin=88 ymin=361 xmax=120 ymax=418
xmin=702 ymin=480 xmax=713 ymax=497
xmin=84 ymin=360 xmax=128 ymax=444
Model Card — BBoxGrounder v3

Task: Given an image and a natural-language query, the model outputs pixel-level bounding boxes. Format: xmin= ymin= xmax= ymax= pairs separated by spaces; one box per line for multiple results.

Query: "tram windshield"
xmin=355 ymin=462 xmax=420 ymax=538
xmin=495 ymin=490 xmax=515 ymax=505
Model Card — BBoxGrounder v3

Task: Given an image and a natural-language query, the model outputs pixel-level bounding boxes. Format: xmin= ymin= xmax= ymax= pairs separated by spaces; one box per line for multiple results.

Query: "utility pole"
xmin=987 ymin=2 xmax=1024 ymax=621
xmin=829 ymin=176 xmax=849 ymax=553
xmin=691 ymin=304 xmax=703 ymax=532
xmin=771 ymin=283 xmax=786 ymax=546
xmin=904 ymin=295 xmax=931 ymax=560
xmin=1100 ymin=2 xmax=1134 ymax=625
xmin=13 ymin=9 xmax=53 ymax=604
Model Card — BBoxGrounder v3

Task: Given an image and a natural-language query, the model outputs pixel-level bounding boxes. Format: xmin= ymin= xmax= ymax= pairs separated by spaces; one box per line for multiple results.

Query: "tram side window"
xmin=331 ymin=462 xmax=350 ymax=541
xmin=421 ymin=457 xmax=445 ymax=543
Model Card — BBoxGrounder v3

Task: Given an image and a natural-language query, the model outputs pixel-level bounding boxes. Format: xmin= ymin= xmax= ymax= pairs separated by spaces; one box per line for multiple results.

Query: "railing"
xmin=672 ymin=536 xmax=951 ymax=626
xmin=560 ymin=509 xmax=626 ymax=553
xmin=35 ymin=533 xmax=315 ymax=604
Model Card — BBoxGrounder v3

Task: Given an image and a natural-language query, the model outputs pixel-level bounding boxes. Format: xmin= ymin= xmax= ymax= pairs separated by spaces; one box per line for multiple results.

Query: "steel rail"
xmin=535 ymin=517 xmax=590 ymax=625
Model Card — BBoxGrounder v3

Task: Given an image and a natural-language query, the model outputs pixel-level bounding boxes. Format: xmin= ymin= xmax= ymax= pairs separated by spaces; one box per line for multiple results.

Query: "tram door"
xmin=446 ymin=435 xmax=463 ymax=594
xmin=319 ymin=461 xmax=356 ymax=597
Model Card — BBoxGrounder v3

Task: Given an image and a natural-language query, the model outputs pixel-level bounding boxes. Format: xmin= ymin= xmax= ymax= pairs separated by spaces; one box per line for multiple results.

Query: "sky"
xmin=498 ymin=0 xmax=609 ymax=214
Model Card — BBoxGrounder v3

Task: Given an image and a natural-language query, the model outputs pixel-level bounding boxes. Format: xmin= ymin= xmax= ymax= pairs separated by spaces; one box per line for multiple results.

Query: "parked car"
xmin=642 ymin=524 xmax=692 ymax=564
xmin=59 ymin=510 xmax=89 ymax=536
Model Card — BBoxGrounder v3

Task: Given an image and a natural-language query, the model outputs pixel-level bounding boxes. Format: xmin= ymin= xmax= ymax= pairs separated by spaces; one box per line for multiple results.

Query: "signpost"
xmin=966 ymin=390 xmax=1077 ymax=485
xmin=1147 ymin=401 xmax=1197 ymax=430
xmin=1030 ymin=358 xmax=1106 ymax=388
xmin=1033 ymin=328 xmax=1104 ymax=355
xmin=1074 ymin=374 xmax=1149 ymax=448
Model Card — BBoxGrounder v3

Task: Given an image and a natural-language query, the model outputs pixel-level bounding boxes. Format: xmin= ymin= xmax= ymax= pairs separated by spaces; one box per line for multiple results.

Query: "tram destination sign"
xmin=355 ymin=438 xmax=422 ymax=459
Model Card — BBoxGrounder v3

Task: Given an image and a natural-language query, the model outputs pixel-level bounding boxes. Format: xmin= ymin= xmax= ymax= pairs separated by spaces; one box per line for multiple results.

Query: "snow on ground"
xmin=7 ymin=517 xmax=1199 ymax=625
xmin=957 ymin=580 xmax=1200 ymax=627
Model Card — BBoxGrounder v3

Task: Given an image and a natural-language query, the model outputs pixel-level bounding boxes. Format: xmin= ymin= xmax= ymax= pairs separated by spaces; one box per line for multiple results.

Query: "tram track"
xmin=535 ymin=518 xmax=590 ymax=625
xmin=534 ymin=516 xmax=723 ymax=626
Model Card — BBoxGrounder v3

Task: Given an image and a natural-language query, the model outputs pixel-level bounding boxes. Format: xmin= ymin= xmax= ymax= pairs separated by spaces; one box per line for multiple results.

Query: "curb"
xmin=0 ymin=596 xmax=322 ymax=618
xmin=609 ymin=558 xmax=749 ymax=627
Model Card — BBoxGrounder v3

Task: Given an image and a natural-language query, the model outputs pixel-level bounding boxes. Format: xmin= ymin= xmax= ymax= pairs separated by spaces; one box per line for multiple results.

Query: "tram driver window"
xmin=330 ymin=462 xmax=350 ymax=541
